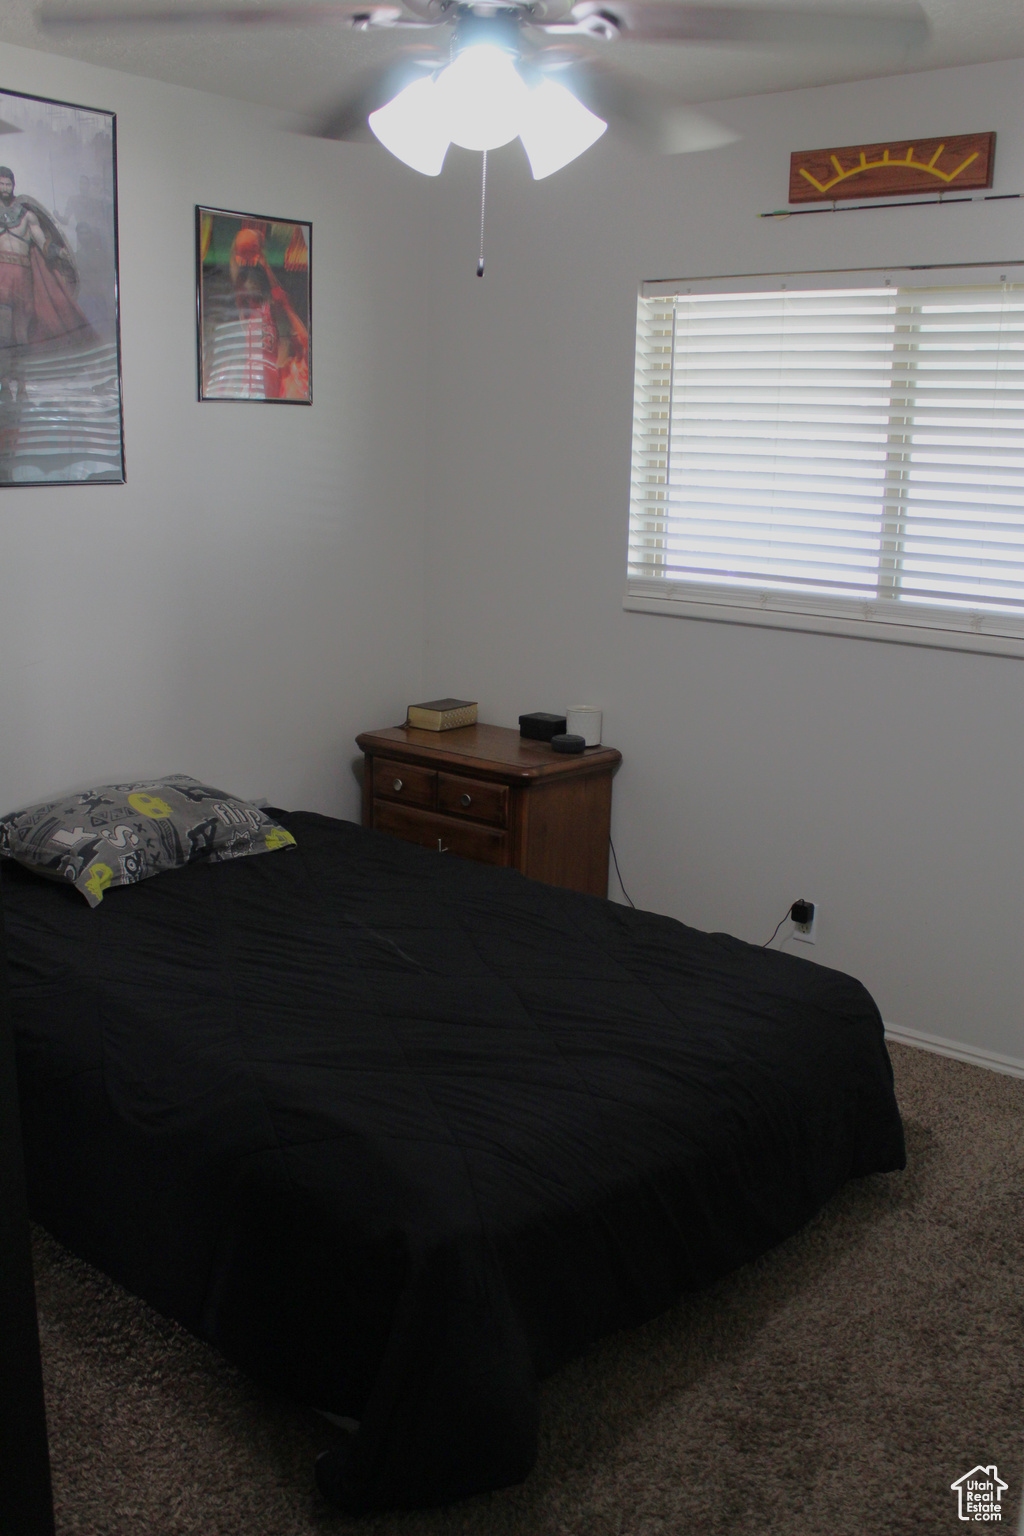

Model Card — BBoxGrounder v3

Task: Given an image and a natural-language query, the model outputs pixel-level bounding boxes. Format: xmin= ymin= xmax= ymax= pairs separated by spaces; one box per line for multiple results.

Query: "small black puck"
xmin=550 ymin=733 xmax=586 ymax=754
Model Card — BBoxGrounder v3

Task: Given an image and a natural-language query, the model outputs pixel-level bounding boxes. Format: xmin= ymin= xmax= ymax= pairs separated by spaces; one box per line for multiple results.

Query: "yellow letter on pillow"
xmin=85 ymin=863 xmax=114 ymax=903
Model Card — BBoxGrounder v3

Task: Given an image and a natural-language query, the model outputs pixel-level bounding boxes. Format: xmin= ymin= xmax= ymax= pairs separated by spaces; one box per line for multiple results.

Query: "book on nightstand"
xmin=406 ymin=698 xmax=478 ymax=731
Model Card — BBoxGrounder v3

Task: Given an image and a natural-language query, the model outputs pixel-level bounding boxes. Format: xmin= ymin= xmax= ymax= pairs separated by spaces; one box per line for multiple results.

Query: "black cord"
xmin=762 ymin=909 xmax=790 ymax=947
xmin=609 ymin=836 xmax=636 ymax=908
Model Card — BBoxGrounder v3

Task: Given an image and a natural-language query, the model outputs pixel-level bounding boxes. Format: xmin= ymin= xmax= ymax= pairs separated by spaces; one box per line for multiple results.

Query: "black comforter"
xmin=3 ymin=811 xmax=904 ymax=1511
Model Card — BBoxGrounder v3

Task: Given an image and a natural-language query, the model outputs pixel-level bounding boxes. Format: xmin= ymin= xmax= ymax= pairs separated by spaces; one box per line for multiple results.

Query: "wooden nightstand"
xmin=356 ymin=723 xmax=622 ymax=897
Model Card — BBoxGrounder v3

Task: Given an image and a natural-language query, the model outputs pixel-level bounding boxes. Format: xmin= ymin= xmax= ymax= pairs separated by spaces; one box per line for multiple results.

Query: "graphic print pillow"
xmin=0 ymin=774 xmax=296 ymax=906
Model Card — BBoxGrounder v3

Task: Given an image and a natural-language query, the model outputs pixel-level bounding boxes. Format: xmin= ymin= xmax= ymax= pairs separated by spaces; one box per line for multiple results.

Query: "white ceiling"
xmin=0 ymin=0 xmax=1022 ymax=128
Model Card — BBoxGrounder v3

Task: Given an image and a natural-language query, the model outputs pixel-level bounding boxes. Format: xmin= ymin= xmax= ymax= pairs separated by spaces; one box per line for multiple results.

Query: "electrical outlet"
xmin=792 ymin=900 xmax=817 ymax=944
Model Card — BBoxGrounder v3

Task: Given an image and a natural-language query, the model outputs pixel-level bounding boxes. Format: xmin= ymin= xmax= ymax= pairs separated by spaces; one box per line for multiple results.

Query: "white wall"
xmin=0 ymin=41 xmax=430 ymax=821
xmin=421 ymin=60 xmax=1024 ymax=1062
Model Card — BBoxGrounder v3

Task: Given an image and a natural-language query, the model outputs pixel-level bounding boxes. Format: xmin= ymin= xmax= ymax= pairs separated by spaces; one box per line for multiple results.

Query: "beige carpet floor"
xmin=32 ymin=1041 xmax=1024 ymax=1536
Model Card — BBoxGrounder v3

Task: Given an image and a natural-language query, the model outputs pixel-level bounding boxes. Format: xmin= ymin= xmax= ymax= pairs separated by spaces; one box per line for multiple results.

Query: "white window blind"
xmin=627 ymin=267 xmax=1024 ymax=651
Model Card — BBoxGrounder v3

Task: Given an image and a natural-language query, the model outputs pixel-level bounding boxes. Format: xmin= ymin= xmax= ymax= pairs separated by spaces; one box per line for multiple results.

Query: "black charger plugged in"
xmin=763 ymin=899 xmax=817 ymax=948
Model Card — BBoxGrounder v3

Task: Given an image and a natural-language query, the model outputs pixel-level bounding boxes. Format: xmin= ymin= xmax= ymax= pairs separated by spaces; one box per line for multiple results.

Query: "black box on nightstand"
xmin=519 ymin=712 xmax=568 ymax=741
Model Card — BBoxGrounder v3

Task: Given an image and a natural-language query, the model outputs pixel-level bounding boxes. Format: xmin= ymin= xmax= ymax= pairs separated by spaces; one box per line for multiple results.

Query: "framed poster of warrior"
xmin=196 ymin=207 xmax=311 ymax=404
xmin=0 ymin=87 xmax=125 ymax=486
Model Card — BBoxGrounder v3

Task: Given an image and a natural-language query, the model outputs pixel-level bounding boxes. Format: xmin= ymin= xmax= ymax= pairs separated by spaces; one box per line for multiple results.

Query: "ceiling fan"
xmin=37 ymin=0 xmax=929 ymax=269
xmin=38 ymin=0 xmax=930 ymax=160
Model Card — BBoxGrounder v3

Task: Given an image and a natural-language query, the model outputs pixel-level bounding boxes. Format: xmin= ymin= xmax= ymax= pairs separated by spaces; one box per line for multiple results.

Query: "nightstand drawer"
xmin=372 ymin=802 xmax=509 ymax=866
xmin=373 ymin=757 xmax=436 ymax=810
xmin=437 ymin=772 xmax=508 ymax=828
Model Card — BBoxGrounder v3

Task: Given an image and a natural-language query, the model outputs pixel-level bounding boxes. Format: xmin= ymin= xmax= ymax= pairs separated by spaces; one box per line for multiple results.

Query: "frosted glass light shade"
xmin=368 ymin=53 xmax=607 ymax=180
xmin=434 ymin=46 xmax=529 ymax=152
xmin=518 ymin=78 xmax=607 ymax=179
xmin=368 ymin=77 xmax=450 ymax=176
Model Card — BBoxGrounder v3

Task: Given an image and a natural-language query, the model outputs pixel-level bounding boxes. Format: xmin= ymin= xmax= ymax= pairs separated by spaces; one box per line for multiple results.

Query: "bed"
xmin=2 ymin=807 xmax=905 ymax=1512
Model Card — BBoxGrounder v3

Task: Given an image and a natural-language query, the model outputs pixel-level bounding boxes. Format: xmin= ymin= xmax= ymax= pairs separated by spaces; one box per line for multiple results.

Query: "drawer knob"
xmin=392 ymin=778 xmax=403 ymax=793
xmin=459 ymin=792 xmax=472 ymax=808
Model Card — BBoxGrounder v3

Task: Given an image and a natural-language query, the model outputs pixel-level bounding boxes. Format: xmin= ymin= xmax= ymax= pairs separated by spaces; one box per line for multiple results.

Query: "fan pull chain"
xmin=477 ymin=151 xmax=487 ymax=277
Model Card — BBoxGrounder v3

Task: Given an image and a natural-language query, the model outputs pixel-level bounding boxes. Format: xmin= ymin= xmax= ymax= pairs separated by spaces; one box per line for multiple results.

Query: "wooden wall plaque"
xmin=789 ymin=133 xmax=995 ymax=203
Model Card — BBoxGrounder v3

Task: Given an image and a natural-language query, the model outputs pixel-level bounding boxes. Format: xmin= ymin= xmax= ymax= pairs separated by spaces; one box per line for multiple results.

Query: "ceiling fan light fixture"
xmin=368 ymin=42 xmax=607 ymax=181
xmin=434 ymin=45 xmax=529 ymax=151
xmin=518 ymin=77 xmax=607 ymax=179
xmin=368 ymin=76 xmax=451 ymax=176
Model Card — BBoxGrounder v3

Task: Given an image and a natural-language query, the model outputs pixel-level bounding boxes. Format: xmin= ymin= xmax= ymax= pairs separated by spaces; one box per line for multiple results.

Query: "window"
xmin=626 ymin=266 xmax=1024 ymax=653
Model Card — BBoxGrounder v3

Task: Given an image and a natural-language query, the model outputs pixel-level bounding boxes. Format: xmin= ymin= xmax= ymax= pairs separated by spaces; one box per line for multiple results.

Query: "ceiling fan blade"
xmin=36 ymin=0 xmax=436 ymax=29
xmin=543 ymin=0 xmax=929 ymax=49
xmin=305 ymin=53 xmax=443 ymax=140
xmin=656 ymin=104 xmax=740 ymax=153
xmin=549 ymin=58 xmax=739 ymax=153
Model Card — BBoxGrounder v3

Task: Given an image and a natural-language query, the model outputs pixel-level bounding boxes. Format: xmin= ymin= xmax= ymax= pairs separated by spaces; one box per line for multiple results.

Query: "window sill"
xmin=623 ymin=589 xmax=1024 ymax=660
